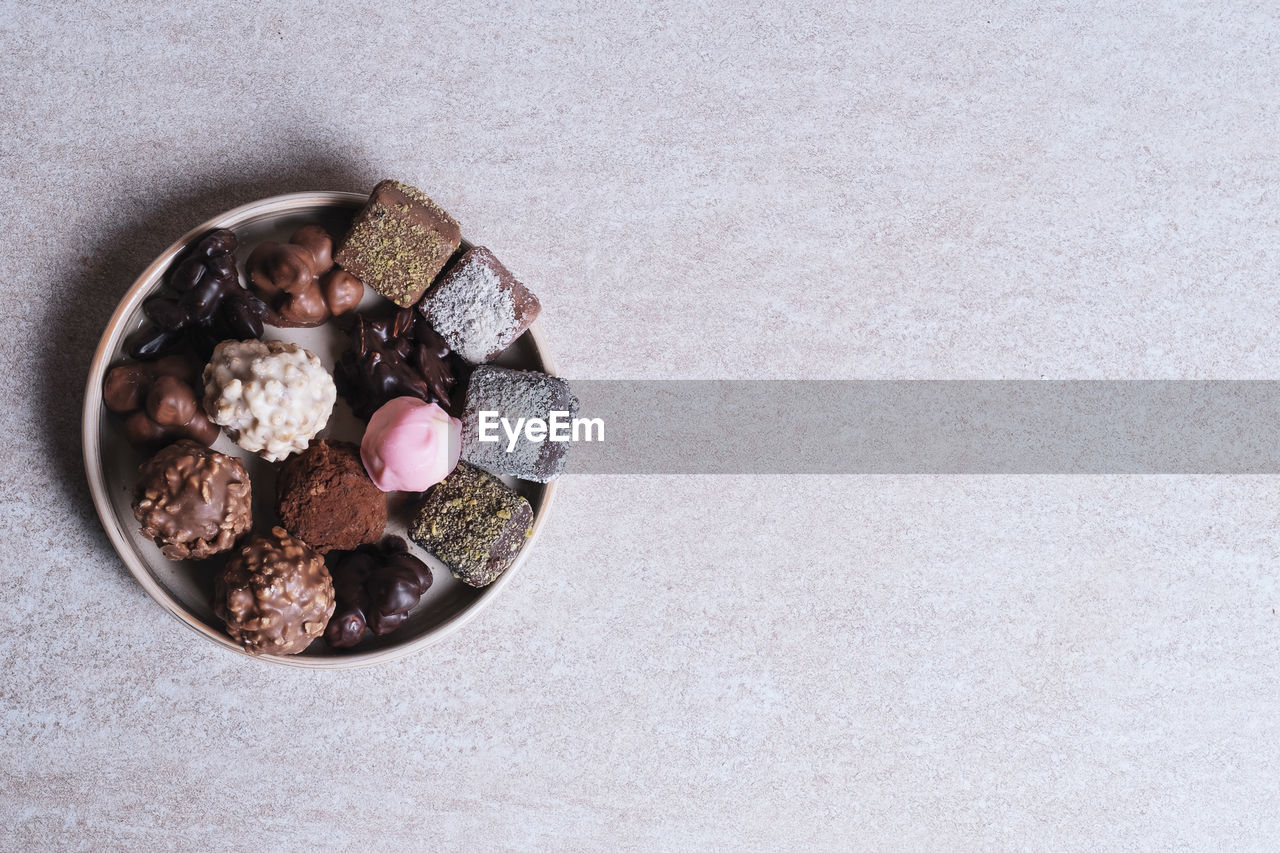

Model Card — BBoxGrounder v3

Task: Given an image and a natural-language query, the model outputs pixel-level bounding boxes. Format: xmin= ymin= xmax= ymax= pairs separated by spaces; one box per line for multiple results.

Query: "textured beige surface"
xmin=3 ymin=1 xmax=1280 ymax=849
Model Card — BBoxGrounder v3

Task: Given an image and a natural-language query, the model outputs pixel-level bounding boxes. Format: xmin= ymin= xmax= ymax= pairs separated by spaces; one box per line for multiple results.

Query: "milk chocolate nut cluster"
xmin=132 ymin=440 xmax=252 ymax=561
xmin=324 ymin=537 xmax=433 ymax=648
xmin=215 ymin=527 xmax=335 ymax=655
xmin=129 ymin=229 xmax=269 ymax=360
xmin=103 ymin=355 xmax=219 ymax=448
xmin=335 ymin=306 xmax=461 ymax=420
xmin=247 ymin=226 xmax=364 ymax=328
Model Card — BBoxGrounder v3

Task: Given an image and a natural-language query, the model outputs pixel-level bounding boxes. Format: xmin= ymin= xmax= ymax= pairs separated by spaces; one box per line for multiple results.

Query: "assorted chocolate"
xmin=409 ymin=463 xmax=534 ymax=588
xmin=334 ymin=179 xmax=461 ymax=307
xmin=420 ymin=246 xmax=541 ymax=363
xmin=325 ymin=537 xmax=433 ymax=648
xmin=460 ymin=366 xmax=578 ymax=482
xmin=132 ymin=440 xmax=252 ymax=561
xmin=334 ymin=306 xmax=461 ymax=420
xmin=214 ymin=527 xmax=335 ymax=655
xmin=276 ymin=440 xmax=386 ymax=554
xmin=108 ymin=178 xmax=570 ymax=656
xmin=246 ymin=225 xmax=364 ymax=327
xmin=104 ymin=355 xmax=219 ymax=448
xmin=203 ymin=339 xmax=336 ymax=462
xmin=129 ymin=228 xmax=269 ymax=360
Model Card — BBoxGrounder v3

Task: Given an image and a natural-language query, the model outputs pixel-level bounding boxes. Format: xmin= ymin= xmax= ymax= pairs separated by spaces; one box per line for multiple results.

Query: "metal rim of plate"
xmin=81 ymin=191 xmax=558 ymax=669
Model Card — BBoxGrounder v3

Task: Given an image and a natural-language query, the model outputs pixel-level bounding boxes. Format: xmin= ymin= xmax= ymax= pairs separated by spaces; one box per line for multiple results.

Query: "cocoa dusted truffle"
xmin=408 ymin=462 xmax=533 ymax=588
xmin=325 ymin=537 xmax=433 ymax=648
xmin=276 ymin=440 xmax=386 ymax=554
xmin=132 ymin=440 xmax=252 ymax=561
xmin=419 ymin=246 xmax=541 ymax=364
xmin=333 ymin=179 xmax=461 ymax=308
xmin=214 ymin=527 xmax=335 ymax=655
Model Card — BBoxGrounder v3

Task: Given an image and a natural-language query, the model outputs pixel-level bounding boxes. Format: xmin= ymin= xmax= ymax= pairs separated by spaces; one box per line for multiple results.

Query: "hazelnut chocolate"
xmin=334 ymin=180 xmax=461 ymax=308
xmin=126 ymin=228 xmax=270 ymax=361
xmin=324 ymin=537 xmax=433 ymax=648
xmin=132 ymin=440 xmax=252 ymax=561
xmin=104 ymin=355 xmax=220 ymax=448
xmin=246 ymin=226 xmax=364 ymax=328
xmin=408 ymin=462 xmax=533 ymax=588
xmin=215 ymin=527 xmax=335 ymax=655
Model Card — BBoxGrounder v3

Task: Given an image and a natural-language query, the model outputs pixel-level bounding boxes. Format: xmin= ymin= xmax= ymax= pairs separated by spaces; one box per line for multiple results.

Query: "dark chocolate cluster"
xmin=325 ymin=537 xmax=433 ymax=648
xmin=334 ymin=306 xmax=462 ymax=420
xmin=129 ymin=228 xmax=269 ymax=360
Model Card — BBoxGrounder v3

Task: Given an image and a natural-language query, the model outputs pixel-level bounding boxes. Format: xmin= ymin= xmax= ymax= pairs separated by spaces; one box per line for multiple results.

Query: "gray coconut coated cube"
xmin=460 ymin=366 xmax=577 ymax=482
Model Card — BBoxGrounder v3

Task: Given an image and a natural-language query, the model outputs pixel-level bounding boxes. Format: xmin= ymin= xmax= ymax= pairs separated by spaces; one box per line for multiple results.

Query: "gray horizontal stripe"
xmin=517 ymin=381 xmax=1280 ymax=474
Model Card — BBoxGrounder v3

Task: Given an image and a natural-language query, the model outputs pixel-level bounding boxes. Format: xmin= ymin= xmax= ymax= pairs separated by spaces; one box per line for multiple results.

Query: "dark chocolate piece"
xmin=419 ymin=246 xmax=541 ymax=363
xmin=325 ymin=550 xmax=372 ymax=648
xmin=334 ymin=306 xmax=461 ymax=419
xmin=333 ymin=179 xmax=461 ymax=307
xmin=408 ymin=463 xmax=533 ymax=588
xmin=126 ymin=228 xmax=269 ymax=361
xmin=325 ymin=538 xmax=432 ymax=648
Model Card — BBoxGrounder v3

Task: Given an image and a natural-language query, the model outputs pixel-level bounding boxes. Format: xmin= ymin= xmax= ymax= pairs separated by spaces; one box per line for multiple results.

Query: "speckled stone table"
xmin=3 ymin=1 xmax=1280 ymax=849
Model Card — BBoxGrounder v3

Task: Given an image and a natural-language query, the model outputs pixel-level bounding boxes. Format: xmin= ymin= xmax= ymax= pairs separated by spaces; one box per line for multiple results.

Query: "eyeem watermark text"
xmin=477 ymin=411 xmax=604 ymax=452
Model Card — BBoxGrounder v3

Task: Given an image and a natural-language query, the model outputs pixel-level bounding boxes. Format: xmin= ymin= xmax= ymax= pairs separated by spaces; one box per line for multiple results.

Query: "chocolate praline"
xmin=104 ymin=355 xmax=220 ymax=448
xmin=246 ymin=226 xmax=364 ymax=328
xmin=324 ymin=537 xmax=432 ymax=648
xmin=333 ymin=179 xmax=461 ymax=308
xmin=334 ymin=307 xmax=462 ymax=420
xmin=419 ymin=246 xmax=542 ymax=363
xmin=275 ymin=440 xmax=386 ymax=554
xmin=215 ymin=527 xmax=335 ymax=655
xmin=132 ymin=440 xmax=252 ymax=561
xmin=408 ymin=463 xmax=533 ymax=588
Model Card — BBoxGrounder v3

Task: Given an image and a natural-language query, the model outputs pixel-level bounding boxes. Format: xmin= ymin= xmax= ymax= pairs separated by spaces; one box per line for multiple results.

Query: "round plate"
xmin=82 ymin=191 xmax=557 ymax=668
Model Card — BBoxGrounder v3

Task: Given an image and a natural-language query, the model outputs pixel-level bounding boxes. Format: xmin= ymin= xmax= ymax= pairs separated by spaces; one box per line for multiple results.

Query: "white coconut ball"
xmin=203 ymin=339 xmax=336 ymax=462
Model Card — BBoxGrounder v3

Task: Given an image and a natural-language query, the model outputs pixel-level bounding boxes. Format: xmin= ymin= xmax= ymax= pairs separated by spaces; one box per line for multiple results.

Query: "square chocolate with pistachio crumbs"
xmin=409 ymin=462 xmax=533 ymax=588
xmin=334 ymin=179 xmax=462 ymax=307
